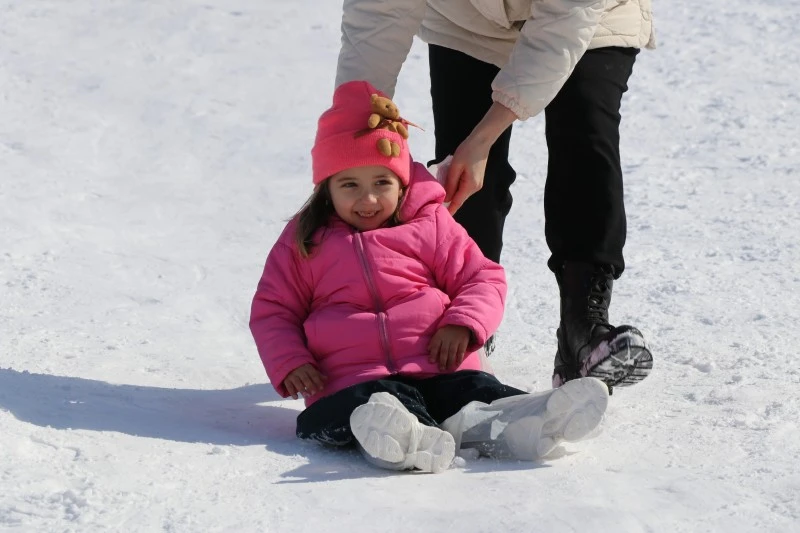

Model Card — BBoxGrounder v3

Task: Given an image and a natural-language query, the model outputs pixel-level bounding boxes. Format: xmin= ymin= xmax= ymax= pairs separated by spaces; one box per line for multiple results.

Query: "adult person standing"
xmin=335 ymin=0 xmax=655 ymax=390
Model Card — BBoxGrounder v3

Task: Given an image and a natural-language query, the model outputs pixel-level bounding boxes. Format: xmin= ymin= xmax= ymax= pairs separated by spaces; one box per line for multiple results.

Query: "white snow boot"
xmin=350 ymin=392 xmax=456 ymax=473
xmin=442 ymin=377 xmax=609 ymax=460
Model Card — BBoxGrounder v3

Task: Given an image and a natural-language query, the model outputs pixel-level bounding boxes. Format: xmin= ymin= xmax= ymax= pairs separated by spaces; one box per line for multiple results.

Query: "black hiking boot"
xmin=484 ymin=334 xmax=496 ymax=357
xmin=552 ymin=262 xmax=653 ymax=391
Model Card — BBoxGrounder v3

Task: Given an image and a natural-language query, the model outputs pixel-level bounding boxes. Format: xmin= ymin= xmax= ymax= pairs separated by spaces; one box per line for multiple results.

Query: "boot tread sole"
xmin=583 ymin=329 xmax=653 ymax=388
xmin=350 ymin=394 xmax=455 ymax=473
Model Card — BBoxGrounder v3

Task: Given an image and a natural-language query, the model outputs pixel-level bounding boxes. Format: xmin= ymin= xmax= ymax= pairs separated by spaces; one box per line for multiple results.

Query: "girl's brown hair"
xmin=294 ymin=179 xmax=406 ymax=258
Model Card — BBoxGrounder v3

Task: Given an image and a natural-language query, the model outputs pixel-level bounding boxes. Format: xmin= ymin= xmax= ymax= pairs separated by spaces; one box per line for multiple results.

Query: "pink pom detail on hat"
xmin=311 ymin=81 xmax=412 ymax=186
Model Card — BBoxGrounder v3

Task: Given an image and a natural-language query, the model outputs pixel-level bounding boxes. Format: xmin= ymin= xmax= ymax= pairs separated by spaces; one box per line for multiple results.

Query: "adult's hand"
xmin=444 ymin=137 xmax=491 ymax=215
xmin=444 ymin=101 xmax=519 ymax=216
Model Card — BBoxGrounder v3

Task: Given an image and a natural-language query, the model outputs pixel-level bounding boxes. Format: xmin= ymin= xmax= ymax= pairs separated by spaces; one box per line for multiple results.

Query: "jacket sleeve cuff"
xmin=492 ymin=88 xmax=535 ymax=121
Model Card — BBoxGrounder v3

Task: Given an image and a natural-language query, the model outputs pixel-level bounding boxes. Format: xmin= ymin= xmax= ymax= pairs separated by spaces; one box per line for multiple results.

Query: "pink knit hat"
xmin=311 ymin=80 xmax=412 ymax=186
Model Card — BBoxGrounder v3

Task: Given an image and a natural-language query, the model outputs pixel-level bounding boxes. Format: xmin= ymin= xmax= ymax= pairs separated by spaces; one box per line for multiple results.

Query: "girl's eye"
xmin=375 ymin=179 xmax=392 ymax=186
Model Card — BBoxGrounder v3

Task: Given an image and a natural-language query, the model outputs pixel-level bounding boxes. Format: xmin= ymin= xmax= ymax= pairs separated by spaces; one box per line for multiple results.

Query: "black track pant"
xmin=429 ymin=45 xmax=638 ymax=275
xmin=296 ymin=371 xmax=525 ymax=446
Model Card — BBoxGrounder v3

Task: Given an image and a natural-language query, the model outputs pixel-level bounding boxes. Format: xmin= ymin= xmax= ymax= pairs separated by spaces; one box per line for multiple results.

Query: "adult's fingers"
xmin=447 ymin=184 xmax=471 ymax=216
xmin=444 ymin=161 xmax=463 ymax=203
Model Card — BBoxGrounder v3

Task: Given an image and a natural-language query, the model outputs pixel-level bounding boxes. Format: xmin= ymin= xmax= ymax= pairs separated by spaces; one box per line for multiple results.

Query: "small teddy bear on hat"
xmin=364 ymin=94 xmax=416 ymax=157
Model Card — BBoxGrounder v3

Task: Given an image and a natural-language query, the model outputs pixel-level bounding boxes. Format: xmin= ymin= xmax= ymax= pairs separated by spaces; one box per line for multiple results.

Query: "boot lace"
xmin=586 ymin=272 xmax=612 ymax=325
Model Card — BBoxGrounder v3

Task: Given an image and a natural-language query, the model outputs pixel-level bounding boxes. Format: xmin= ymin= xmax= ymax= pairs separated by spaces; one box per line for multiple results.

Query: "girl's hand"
xmin=283 ymin=364 xmax=328 ymax=399
xmin=428 ymin=325 xmax=472 ymax=371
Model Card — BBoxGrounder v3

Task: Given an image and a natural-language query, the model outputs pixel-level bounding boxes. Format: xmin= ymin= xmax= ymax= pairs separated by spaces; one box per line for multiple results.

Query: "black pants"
xmin=429 ymin=45 xmax=638 ymax=275
xmin=296 ymin=371 xmax=526 ymax=446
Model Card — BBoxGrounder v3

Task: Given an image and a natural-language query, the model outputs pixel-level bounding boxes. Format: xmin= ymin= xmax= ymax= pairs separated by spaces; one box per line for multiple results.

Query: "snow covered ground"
xmin=2 ymin=1 xmax=799 ymax=531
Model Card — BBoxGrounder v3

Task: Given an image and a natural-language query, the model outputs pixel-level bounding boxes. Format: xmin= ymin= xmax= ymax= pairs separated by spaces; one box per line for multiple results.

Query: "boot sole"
xmin=536 ymin=377 xmax=609 ymax=457
xmin=350 ymin=393 xmax=455 ymax=473
xmin=583 ymin=328 xmax=653 ymax=388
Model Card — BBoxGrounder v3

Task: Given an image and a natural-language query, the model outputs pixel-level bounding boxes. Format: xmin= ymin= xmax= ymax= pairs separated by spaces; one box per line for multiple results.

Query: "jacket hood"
xmin=398 ymin=162 xmax=446 ymax=221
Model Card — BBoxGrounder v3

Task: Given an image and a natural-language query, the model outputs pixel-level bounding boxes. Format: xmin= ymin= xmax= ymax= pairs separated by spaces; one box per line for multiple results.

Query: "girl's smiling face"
xmin=328 ymin=165 xmax=403 ymax=231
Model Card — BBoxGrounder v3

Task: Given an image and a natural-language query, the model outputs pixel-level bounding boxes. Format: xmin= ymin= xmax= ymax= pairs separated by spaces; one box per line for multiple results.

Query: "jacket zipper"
xmin=353 ymin=233 xmax=396 ymax=372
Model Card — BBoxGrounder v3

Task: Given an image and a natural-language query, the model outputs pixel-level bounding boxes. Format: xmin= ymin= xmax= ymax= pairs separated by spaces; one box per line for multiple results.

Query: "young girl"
xmin=250 ymin=80 xmax=610 ymax=473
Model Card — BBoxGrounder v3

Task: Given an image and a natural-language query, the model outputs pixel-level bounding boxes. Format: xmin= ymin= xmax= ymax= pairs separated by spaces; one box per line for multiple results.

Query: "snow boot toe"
xmin=536 ymin=377 xmax=609 ymax=456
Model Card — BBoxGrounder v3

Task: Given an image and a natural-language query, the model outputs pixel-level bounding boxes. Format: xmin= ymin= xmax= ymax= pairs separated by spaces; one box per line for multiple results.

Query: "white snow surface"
xmin=2 ymin=1 xmax=799 ymax=531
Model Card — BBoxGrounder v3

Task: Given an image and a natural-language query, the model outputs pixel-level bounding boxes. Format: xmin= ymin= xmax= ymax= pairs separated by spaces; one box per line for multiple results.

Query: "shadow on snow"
xmin=0 ymin=367 xmax=557 ymax=482
xmin=0 ymin=367 xmax=296 ymax=448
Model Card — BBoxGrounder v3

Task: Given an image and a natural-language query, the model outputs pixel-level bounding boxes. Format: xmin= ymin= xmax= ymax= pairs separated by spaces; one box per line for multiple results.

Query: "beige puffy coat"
xmin=336 ymin=0 xmax=655 ymax=120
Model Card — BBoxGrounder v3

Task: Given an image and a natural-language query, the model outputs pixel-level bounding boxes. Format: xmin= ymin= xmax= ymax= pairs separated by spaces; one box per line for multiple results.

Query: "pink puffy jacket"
xmin=250 ymin=163 xmax=507 ymax=406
